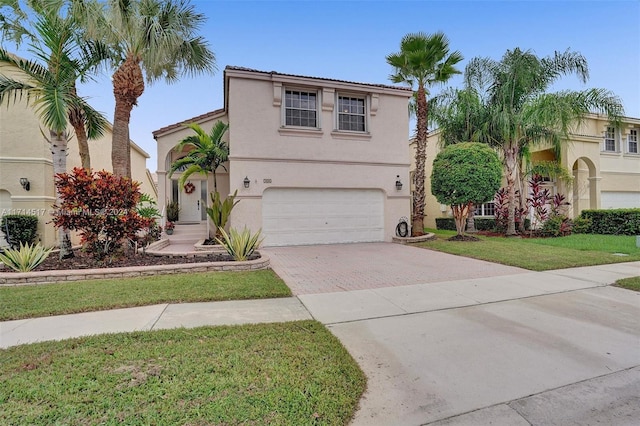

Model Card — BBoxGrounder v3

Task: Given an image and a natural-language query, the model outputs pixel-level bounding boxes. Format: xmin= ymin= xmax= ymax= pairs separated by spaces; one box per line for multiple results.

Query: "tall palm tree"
xmin=0 ymin=7 xmax=108 ymax=257
xmin=168 ymin=121 xmax=229 ymax=193
xmin=0 ymin=0 xmax=108 ymax=169
xmin=387 ymin=32 xmax=463 ymax=236
xmin=80 ymin=0 xmax=216 ymax=178
xmin=464 ymin=48 xmax=623 ymax=235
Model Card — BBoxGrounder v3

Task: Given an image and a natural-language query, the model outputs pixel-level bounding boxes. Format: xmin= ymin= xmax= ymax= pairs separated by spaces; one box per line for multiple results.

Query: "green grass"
xmin=419 ymin=229 xmax=640 ymax=271
xmin=615 ymin=277 xmax=640 ymax=292
xmin=0 ymin=321 xmax=366 ymax=425
xmin=0 ymin=270 xmax=291 ymax=321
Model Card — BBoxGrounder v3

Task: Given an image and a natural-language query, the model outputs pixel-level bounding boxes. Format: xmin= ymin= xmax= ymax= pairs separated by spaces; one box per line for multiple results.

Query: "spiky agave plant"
xmin=215 ymin=227 xmax=264 ymax=261
xmin=0 ymin=242 xmax=53 ymax=272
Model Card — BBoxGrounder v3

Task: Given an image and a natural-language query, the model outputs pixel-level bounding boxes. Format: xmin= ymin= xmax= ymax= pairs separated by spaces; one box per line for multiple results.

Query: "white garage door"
xmin=601 ymin=192 xmax=640 ymax=209
xmin=262 ymin=188 xmax=384 ymax=246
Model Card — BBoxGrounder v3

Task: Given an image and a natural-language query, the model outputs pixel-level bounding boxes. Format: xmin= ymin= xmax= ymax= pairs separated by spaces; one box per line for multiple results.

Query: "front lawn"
xmin=419 ymin=229 xmax=640 ymax=271
xmin=0 ymin=270 xmax=291 ymax=321
xmin=0 ymin=321 xmax=366 ymax=425
xmin=615 ymin=277 xmax=640 ymax=292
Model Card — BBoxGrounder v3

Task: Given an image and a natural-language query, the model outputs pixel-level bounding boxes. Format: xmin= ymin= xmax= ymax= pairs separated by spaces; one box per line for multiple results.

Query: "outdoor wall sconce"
xmin=20 ymin=178 xmax=30 ymax=191
xmin=395 ymin=175 xmax=402 ymax=191
xmin=243 ymin=176 xmax=250 ymax=188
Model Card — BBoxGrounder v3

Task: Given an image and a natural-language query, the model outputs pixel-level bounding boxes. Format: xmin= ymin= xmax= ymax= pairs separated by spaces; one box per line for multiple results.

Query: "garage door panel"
xmin=263 ymin=188 xmax=384 ymax=246
xmin=601 ymin=192 xmax=640 ymax=209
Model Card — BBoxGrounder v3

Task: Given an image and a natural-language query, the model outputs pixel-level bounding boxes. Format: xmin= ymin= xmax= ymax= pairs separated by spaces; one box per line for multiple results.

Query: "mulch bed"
xmin=447 ymin=234 xmax=481 ymax=242
xmin=1 ymin=250 xmax=259 ymax=273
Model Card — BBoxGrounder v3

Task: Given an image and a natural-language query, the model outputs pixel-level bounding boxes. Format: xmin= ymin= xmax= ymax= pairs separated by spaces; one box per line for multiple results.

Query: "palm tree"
xmin=80 ymin=0 xmax=216 ymax=178
xmin=386 ymin=32 xmax=463 ymax=236
xmin=168 ymin=121 xmax=229 ymax=193
xmin=464 ymin=48 xmax=623 ymax=235
xmin=0 ymin=7 xmax=108 ymax=257
xmin=0 ymin=0 xmax=108 ymax=169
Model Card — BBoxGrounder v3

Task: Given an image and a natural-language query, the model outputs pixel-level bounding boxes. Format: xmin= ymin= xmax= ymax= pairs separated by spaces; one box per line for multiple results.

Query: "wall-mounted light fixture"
xmin=243 ymin=176 xmax=250 ymax=188
xmin=20 ymin=178 xmax=30 ymax=191
xmin=395 ymin=175 xmax=402 ymax=191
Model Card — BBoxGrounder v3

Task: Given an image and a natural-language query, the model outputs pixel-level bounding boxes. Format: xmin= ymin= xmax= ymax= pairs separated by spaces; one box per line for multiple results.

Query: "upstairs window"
xmin=285 ymin=90 xmax=317 ymax=127
xmin=604 ymin=127 xmax=617 ymax=152
xmin=337 ymin=95 xmax=366 ymax=132
xmin=628 ymin=129 xmax=638 ymax=154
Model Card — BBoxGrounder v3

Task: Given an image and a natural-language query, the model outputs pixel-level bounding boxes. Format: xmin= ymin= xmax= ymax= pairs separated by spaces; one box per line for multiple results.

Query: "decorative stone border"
xmin=0 ymin=253 xmax=270 ymax=286
xmin=193 ymin=240 xmax=226 ymax=252
xmin=392 ymin=233 xmax=436 ymax=244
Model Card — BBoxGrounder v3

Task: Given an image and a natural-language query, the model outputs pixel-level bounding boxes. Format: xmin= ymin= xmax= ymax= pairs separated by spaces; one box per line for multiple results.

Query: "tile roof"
xmin=225 ymin=65 xmax=413 ymax=92
xmin=152 ymin=108 xmax=226 ymax=137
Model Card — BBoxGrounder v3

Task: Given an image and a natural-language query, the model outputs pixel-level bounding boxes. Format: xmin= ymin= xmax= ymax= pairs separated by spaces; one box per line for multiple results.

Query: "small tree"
xmin=431 ymin=143 xmax=502 ymax=237
xmin=52 ymin=168 xmax=153 ymax=260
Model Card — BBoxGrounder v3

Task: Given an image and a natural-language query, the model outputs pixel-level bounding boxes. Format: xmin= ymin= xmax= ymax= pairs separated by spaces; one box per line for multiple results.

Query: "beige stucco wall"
xmin=1 ymin=97 xmax=155 ymax=248
xmin=225 ymin=69 xmax=412 ymax=242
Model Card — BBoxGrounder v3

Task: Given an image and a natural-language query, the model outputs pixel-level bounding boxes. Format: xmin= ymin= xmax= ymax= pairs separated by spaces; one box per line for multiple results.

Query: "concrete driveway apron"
xmin=264 ymin=244 xmax=640 ymax=425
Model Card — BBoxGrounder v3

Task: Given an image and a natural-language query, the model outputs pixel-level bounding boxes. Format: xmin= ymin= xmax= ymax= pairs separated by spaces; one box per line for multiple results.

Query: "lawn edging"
xmin=0 ymin=253 xmax=270 ymax=286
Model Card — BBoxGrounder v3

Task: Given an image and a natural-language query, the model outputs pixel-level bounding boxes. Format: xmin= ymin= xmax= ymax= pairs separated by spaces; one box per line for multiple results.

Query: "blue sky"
xmin=12 ymin=0 xmax=640 ymax=172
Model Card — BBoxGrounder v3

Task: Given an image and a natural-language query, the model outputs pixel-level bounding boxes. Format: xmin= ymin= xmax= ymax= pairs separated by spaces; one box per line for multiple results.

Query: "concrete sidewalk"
xmin=0 ymin=297 xmax=311 ymax=348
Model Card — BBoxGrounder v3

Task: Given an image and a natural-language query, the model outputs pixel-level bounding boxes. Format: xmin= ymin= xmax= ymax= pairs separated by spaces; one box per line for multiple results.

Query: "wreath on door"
xmin=184 ymin=182 xmax=196 ymax=194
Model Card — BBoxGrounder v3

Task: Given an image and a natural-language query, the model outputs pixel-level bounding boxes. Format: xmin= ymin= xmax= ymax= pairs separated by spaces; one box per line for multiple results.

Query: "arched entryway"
xmin=571 ymin=157 xmax=598 ymax=217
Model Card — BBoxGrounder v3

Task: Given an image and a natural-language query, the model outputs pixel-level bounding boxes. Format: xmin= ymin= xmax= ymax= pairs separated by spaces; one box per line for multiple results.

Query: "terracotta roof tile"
xmin=152 ymin=108 xmax=226 ymax=137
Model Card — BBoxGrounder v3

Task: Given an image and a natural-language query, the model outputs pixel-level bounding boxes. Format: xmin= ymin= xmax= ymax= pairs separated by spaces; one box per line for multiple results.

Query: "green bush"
xmin=571 ymin=217 xmax=592 ymax=234
xmin=541 ymin=215 xmax=573 ymax=237
xmin=0 ymin=215 xmax=39 ymax=249
xmin=435 ymin=218 xmax=456 ymax=231
xmin=579 ymin=209 xmax=640 ymax=235
xmin=435 ymin=217 xmax=524 ymax=232
xmin=474 ymin=218 xmax=496 ymax=231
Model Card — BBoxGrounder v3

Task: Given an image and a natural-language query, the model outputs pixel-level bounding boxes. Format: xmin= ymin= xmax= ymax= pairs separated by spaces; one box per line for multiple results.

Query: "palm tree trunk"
xmin=50 ymin=130 xmax=74 ymax=259
xmin=412 ymin=85 xmax=428 ymax=236
xmin=466 ymin=203 xmax=476 ymax=233
xmin=111 ymin=56 xmax=144 ymax=178
xmin=504 ymin=146 xmax=519 ymax=236
xmin=69 ymin=85 xmax=91 ymax=169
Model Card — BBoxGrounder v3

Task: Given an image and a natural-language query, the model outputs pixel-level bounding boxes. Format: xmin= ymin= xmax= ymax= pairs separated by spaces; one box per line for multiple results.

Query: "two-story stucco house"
xmin=153 ymin=66 xmax=413 ymax=246
xmin=417 ymin=114 xmax=640 ymax=228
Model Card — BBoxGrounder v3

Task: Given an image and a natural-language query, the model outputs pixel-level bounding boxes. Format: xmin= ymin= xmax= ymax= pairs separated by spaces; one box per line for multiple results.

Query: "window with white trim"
xmin=474 ymin=202 xmax=495 ymax=217
xmin=284 ymin=89 xmax=318 ymax=127
xmin=628 ymin=129 xmax=638 ymax=154
xmin=604 ymin=127 xmax=617 ymax=152
xmin=337 ymin=95 xmax=366 ymax=132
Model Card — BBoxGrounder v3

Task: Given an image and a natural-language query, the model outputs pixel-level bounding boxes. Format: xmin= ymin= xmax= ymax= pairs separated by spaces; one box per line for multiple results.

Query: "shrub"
xmin=572 ymin=217 xmax=592 ymax=234
xmin=494 ymin=188 xmax=526 ymax=233
xmin=474 ymin=218 xmax=496 ymax=231
xmin=0 ymin=214 xmax=39 ymax=249
xmin=215 ymin=227 xmax=264 ymax=261
xmin=542 ymin=215 xmax=573 ymax=237
xmin=435 ymin=218 xmax=456 ymax=231
xmin=579 ymin=209 xmax=640 ymax=235
xmin=52 ymin=168 xmax=153 ymax=260
xmin=0 ymin=242 xmax=52 ymax=272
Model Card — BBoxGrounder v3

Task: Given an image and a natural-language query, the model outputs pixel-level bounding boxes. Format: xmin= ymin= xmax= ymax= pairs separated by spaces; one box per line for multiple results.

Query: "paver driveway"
xmin=265 ymin=244 xmax=640 ymax=425
xmin=264 ymin=242 xmax=527 ymax=295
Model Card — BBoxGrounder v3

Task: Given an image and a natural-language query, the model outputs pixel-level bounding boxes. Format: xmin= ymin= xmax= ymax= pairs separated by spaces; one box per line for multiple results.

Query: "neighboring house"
xmin=0 ymin=97 xmax=157 ymax=248
xmin=153 ymin=66 xmax=413 ymax=246
xmin=415 ymin=113 xmax=640 ymax=228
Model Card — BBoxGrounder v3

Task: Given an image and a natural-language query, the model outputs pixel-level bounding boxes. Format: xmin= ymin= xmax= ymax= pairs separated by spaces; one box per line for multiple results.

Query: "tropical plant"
xmin=460 ymin=48 xmax=624 ymax=235
xmin=79 ymin=0 xmax=216 ymax=178
xmin=526 ymin=174 xmax=552 ymax=231
xmin=165 ymin=221 xmax=175 ymax=231
xmin=215 ymin=227 xmax=264 ymax=261
xmin=494 ymin=188 xmax=526 ymax=233
xmin=0 ymin=2 xmax=109 ymax=258
xmin=386 ymin=31 xmax=463 ymax=236
xmin=166 ymin=201 xmax=180 ymax=222
xmin=52 ymin=168 xmax=153 ymax=260
xmin=206 ymin=190 xmax=239 ymax=239
xmin=169 ymin=121 xmax=229 ymax=192
xmin=430 ymin=142 xmax=502 ymax=237
xmin=0 ymin=242 xmax=52 ymax=272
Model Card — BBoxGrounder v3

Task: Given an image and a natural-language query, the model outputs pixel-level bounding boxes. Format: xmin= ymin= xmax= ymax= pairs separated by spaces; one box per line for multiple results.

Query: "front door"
xmin=179 ymin=180 xmax=204 ymax=222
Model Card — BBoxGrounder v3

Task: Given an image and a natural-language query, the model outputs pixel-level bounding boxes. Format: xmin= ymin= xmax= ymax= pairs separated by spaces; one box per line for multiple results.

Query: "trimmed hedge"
xmin=435 ymin=217 xmax=497 ymax=231
xmin=579 ymin=209 xmax=640 ymax=235
xmin=0 ymin=214 xmax=39 ymax=248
